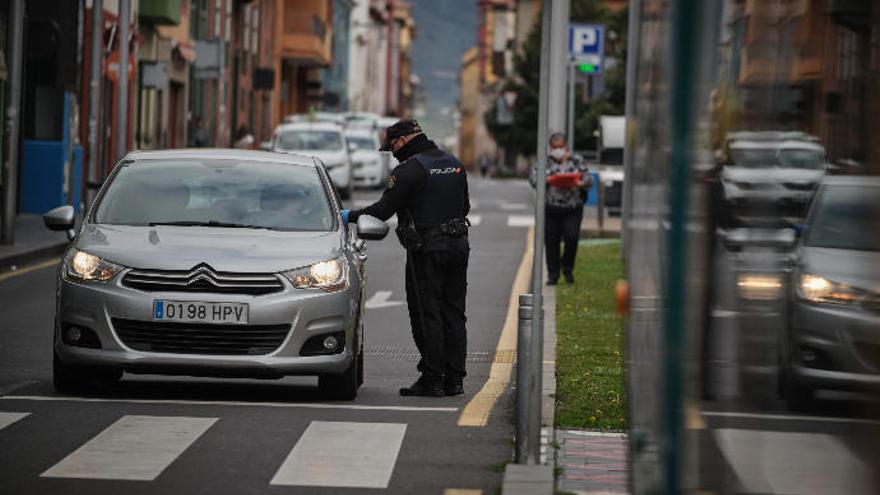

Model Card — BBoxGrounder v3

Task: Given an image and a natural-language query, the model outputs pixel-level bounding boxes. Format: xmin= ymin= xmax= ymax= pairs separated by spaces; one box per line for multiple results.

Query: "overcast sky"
xmin=408 ymin=0 xmax=477 ymax=141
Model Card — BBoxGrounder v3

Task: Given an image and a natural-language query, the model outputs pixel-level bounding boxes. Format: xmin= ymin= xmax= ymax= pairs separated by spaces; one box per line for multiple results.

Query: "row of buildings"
xmin=457 ymin=0 xmax=625 ymax=170
xmin=718 ymin=0 xmax=879 ymax=169
xmin=0 ymin=0 xmax=416 ymax=243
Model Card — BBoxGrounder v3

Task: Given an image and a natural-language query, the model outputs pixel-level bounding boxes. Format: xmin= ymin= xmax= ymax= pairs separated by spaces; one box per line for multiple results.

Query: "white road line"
xmin=714 ymin=428 xmax=871 ymax=494
xmin=365 ymin=290 xmax=406 ymax=309
xmin=468 ymin=214 xmax=482 ymax=226
xmin=352 ymin=199 xmax=373 ymax=208
xmin=507 ymin=215 xmax=535 ymax=227
xmin=500 ymin=203 xmax=528 ymax=211
xmin=0 ymin=412 xmax=29 ymax=430
xmin=42 ymin=415 xmax=217 ymax=481
xmin=0 ymin=395 xmax=458 ymax=413
xmin=271 ymin=421 xmax=407 ymax=488
xmin=703 ymin=411 xmax=880 ymax=425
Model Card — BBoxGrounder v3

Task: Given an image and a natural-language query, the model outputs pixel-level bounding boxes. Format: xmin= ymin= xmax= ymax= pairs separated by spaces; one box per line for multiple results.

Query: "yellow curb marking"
xmin=444 ymin=490 xmax=482 ymax=495
xmin=686 ymin=401 xmax=706 ymax=430
xmin=0 ymin=258 xmax=61 ymax=283
xmin=458 ymin=226 xmax=534 ymax=427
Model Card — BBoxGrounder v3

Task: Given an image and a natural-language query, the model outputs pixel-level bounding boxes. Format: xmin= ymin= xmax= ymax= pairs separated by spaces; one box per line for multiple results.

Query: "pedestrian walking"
xmin=341 ymin=119 xmax=470 ymax=397
xmin=531 ymin=132 xmax=591 ymax=285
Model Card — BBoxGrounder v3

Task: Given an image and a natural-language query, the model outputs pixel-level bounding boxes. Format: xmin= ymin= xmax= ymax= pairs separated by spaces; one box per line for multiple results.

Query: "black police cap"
xmin=379 ymin=119 xmax=423 ymax=151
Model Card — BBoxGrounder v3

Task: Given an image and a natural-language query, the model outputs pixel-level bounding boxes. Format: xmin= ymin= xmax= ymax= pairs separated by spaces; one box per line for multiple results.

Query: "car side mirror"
xmin=44 ymin=205 xmax=76 ymax=241
xmin=356 ymin=215 xmax=389 ymax=241
xmin=347 ymin=142 xmax=357 ymax=153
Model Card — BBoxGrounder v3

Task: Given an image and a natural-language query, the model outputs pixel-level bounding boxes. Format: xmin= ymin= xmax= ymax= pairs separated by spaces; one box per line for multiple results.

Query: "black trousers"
xmin=545 ymin=205 xmax=583 ymax=280
xmin=404 ymin=235 xmax=469 ymax=381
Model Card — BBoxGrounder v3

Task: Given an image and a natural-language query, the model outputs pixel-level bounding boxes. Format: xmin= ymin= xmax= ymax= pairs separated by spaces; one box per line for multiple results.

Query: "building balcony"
xmin=790 ymin=40 xmax=823 ymax=82
xmin=277 ymin=0 xmax=332 ymax=66
xmin=139 ymin=0 xmax=181 ymax=26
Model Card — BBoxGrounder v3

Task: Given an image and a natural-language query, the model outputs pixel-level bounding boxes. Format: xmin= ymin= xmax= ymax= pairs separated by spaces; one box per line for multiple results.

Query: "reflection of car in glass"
xmin=272 ymin=121 xmax=354 ymax=199
xmin=721 ymin=132 xmax=827 ymax=227
xmin=346 ymin=129 xmax=389 ymax=189
xmin=780 ymin=177 xmax=880 ymax=408
xmin=43 ymin=150 xmax=389 ymax=400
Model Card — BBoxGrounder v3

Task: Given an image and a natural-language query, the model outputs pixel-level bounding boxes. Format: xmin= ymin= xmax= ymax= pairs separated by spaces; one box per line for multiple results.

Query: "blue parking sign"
xmin=569 ymin=24 xmax=605 ymax=72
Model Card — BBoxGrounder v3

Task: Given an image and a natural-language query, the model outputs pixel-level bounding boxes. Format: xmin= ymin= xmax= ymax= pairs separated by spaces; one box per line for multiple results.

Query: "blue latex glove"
xmin=340 ymin=209 xmax=351 ymax=225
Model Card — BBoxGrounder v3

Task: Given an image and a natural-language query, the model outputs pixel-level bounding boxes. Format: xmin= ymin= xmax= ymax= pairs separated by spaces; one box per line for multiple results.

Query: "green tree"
xmin=485 ymin=1 xmax=627 ymax=161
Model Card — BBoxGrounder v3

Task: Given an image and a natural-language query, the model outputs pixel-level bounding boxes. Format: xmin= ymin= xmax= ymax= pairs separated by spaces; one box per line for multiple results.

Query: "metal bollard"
xmin=527 ymin=303 xmax=544 ymax=464
xmin=515 ymin=293 xmax=533 ymax=463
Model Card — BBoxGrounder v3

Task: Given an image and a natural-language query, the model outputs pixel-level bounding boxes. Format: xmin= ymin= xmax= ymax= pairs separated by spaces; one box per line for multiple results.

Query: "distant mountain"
xmin=408 ymin=0 xmax=477 ymax=140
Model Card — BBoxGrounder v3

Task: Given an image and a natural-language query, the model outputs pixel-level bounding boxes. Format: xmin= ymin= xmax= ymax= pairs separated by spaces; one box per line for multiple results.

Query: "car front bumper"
xmin=788 ymin=298 xmax=880 ymax=391
xmin=353 ymin=163 xmax=384 ymax=187
xmin=55 ymin=274 xmax=358 ymax=378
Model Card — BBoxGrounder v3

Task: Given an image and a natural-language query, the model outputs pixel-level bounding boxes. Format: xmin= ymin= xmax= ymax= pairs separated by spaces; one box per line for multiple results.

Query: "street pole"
xmin=86 ymin=0 xmax=102 ymax=209
xmin=514 ymin=294 xmax=533 ymax=464
xmin=567 ymin=62 xmax=575 ymax=147
xmin=528 ymin=0 xmax=569 ymax=465
xmin=528 ymin=0 xmax=550 ymax=466
xmin=621 ymin=0 xmax=642 ymax=260
xmin=116 ymin=0 xmax=130 ymax=161
xmin=1 ymin=0 xmax=24 ymax=245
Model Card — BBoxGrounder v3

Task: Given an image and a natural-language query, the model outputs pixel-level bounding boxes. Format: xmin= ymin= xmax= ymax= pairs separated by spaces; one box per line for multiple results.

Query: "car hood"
xmin=722 ymin=167 xmax=824 ymax=184
xmin=799 ymin=247 xmax=880 ymax=290
xmin=308 ymin=150 xmax=348 ymax=165
xmin=75 ymin=224 xmax=344 ymax=273
xmin=352 ymin=150 xmax=380 ymax=163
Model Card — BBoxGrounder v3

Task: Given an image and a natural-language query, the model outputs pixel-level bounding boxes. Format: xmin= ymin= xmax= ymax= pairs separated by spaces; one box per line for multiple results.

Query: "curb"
xmin=0 ymin=242 xmax=67 ymax=273
xmin=502 ymin=284 xmax=557 ymax=494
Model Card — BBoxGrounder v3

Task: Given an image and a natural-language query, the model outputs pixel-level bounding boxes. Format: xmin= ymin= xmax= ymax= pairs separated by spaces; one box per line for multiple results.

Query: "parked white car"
xmin=346 ymin=129 xmax=388 ymax=189
xmin=272 ymin=121 xmax=354 ymax=199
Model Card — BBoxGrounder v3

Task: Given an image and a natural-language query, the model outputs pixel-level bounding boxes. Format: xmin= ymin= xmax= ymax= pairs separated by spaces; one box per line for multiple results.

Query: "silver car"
xmin=780 ymin=176 xmax=880 ymax=407
xmin=43 ymin=149 xmax=388 ymax=400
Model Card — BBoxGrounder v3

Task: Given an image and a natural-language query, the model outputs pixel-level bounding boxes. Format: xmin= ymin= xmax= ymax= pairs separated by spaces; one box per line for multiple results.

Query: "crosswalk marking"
xmin=0 ymin=412 xmax=29 ymax=430
xmin=714 ymin=428 xmax=871 ymax=495
xmin=507 ymin=215 xmax=534 ymax=227
xmin=468 ymin=214 xmax=482 ymax=226
xmin=41 ymin=415 xmax=217 ymax=481
xmin=500 ymin=202 xmax=528 ymax=211
xmin=271 ymin=421 xmax=407 ymax=488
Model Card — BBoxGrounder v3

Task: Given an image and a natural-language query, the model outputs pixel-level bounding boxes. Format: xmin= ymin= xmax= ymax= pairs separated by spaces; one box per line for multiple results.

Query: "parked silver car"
xmin=780 ymin=176 xmax=880 ymax=407
xmin=43 ymin=149 xmax=388 ymax=400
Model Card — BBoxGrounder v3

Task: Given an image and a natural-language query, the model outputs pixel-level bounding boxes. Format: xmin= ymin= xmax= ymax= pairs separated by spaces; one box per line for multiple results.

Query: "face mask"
xmin=549 ymin=148 xmax=566 ymax=160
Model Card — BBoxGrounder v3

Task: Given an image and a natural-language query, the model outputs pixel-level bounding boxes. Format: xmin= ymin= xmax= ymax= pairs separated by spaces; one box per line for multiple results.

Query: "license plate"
xmin=153 ymin=300 xmax=249 ymax=325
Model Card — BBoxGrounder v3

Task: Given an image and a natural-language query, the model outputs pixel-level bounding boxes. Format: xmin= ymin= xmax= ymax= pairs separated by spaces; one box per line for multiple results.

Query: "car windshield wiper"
xmin=148 ymin=221 xmax=278 ymax=230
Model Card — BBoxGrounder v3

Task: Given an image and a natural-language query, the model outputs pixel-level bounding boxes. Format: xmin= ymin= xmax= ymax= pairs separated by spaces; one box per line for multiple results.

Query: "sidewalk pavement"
xmin=502 ymin=282 xmax=630 ymax=494
xmin=0 ymin=214 xmax=69 ymax=271
xmin=581 ymin=207 xmax=621 ymax=238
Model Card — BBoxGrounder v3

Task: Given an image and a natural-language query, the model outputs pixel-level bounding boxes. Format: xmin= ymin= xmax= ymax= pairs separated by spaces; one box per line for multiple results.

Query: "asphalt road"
xmin=0 ymin=177 xmax=535 ymax=495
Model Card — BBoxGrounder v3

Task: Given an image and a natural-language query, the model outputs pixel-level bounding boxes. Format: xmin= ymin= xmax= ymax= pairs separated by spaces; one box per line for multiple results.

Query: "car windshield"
xmin=805 ymin=184 xmax=880 ymax=251
xmin=347 ymin=136 xmax=377 ymax=150
xmin=276 ymin=130 xmax=343 ymax=151
xmin=730 ymin=148 xmax=778 ymax=168
xmin=778 ymin=148 xmax=825 ymax=169
xmin=93 ymin=159 xmax=335 ymax=231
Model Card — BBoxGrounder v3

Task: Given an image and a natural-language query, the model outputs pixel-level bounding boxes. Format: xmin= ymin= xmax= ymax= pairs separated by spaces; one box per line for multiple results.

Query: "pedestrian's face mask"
xmin=549 ymin=147 xmax=567 ymax=160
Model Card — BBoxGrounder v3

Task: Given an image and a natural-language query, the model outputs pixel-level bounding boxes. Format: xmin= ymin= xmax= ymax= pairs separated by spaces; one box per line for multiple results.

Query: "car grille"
xmin=112 ymin=318 xmax=291 ymax=355
xmin=122 ymin=264 xmax=284 ymax=295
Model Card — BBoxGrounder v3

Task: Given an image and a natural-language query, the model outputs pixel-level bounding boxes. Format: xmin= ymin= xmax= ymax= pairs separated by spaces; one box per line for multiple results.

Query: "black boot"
xmin=444 ymin=377 xmax=464 ymax=396
xmin=564 ymin=271 xmax=575 ymax=284
xmin=399 ymin=376 xmax=445 ymax=397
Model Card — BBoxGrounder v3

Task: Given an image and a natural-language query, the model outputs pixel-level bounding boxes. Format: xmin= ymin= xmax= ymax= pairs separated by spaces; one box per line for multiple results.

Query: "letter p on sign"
xmin=568 ymin=24 xmax=604 ymax=72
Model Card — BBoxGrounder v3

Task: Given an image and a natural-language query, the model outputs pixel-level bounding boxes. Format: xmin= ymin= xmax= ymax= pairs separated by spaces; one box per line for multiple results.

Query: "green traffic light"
xmin=578 ymin=63 xmax=597 ymax=73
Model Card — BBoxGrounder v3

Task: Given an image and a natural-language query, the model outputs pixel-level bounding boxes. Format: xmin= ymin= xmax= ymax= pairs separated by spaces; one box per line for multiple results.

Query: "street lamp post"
xmin=1 ymin=0 xmax=25 ymax=245
xmin=116 ymin=0 xmax=130 ymax=162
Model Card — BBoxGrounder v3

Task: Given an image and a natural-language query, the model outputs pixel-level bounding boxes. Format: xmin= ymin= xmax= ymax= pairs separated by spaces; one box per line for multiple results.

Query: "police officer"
xmin=342 ymin=119 xmax=470 ymax=397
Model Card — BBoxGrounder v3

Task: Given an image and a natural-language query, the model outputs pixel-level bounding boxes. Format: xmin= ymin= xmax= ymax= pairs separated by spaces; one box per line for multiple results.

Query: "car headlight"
xmin=737 ymin=274 xmax=783 ymax=300
xmin=797 ymin=274 xmax=865 ymax=304
xmin=283 ymin=257 xmax=348 ymax=292
xmin=65 ymin=249 xmax=123 ymax=282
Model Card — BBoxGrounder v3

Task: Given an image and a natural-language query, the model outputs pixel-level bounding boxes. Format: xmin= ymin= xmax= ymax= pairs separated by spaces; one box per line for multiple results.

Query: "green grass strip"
xmin=555 ymin=242 xmax=626 ymax=431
